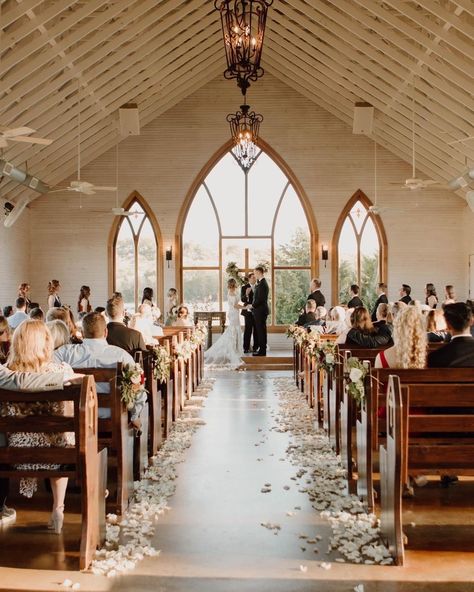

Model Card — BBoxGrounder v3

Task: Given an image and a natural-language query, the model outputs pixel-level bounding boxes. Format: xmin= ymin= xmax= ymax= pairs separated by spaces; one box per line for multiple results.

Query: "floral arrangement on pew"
xmin=344 ymin=357 xmax=368 ymax=405
xmin=174 ymin=339 xmax=194 ymax=361
xmin=286 ymin=324 xmax=309 ymax=346
xmin=119 ymin=363 xmax=147 ymax=410
xmin=151 ymin=345 xmax=171 ymax=384
xmin=312 ymin=338 xmax=338 ymax=373
xmin=191 ymin=321 xmax=208 ymax=348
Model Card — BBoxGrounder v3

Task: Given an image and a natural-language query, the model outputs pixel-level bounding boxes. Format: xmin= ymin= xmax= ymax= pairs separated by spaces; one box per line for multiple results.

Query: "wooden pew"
xmin=379 ymin=374 xmax=474 ymax=565
xmin=0 ymin=376 xmax=106 ymax=570
xmin=75 ymin=365 xmax=136 ymax=515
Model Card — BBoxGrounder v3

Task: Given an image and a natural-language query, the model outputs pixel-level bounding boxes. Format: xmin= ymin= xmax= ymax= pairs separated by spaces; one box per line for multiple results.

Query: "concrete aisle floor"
xmin=1 ymin=371 xmax=473 ymax=591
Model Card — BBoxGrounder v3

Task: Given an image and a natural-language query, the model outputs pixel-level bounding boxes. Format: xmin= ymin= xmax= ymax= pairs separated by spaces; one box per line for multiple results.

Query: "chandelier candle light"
xmin=226 ymin=101 xmax=263 ymax=169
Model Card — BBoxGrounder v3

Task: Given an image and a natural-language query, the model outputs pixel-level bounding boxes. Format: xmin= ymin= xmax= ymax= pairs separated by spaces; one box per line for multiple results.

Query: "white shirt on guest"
xmin=7 ymin=311 xmax=29 ymax=330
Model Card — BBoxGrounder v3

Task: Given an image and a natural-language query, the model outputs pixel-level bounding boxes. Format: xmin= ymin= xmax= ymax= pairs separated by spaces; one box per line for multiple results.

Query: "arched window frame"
xmin=331 ymin=189 xmax=387 ymax=306
xmin=177 ymin=139 xmax=318 ymax=330
xmin=108 ymin=191 xmax=163 ymax=312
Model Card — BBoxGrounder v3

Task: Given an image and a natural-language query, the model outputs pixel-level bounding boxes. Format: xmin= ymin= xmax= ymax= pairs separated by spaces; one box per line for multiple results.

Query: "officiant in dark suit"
xmin=250 ymin=266 xmax=269 ymax=357
xmin=241 ymin=272 xmax=258 ymax=354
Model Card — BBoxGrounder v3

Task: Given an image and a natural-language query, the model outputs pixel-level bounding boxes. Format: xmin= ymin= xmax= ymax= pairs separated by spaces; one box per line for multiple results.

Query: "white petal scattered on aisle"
xmin=272 ymin=377 xmax=393 ymax=566
xmin=90 ymin=379 xmax=215 ymax=577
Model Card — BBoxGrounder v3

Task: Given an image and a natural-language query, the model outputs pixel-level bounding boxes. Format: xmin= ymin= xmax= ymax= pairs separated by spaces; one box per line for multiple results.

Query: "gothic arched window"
xmin=333 ymin=190 xmax=387 ymax=310
xmin=181 ymin=146 xmax=315 ymax=325
xmin=112 ymin=193 xmax=160 ymax=312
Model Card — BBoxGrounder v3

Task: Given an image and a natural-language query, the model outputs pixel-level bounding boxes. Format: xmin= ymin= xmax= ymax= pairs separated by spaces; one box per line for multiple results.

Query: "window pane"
xmin=338 ymin=218 xmax=358 ymax=304
xmin=274 ymin=186 xmax=311 ymax=266
xmin=137 ymin=218 xmax=157 ymax=308
xmin=248 ymin=152 xmax=288 ymax=235
xmin=205 ymin=153 xmax=245 ymax=235
xmin=183 ymin=186 xmax=219 ymax=266
xmin=115 ymin=219 xmax=135 ymax=311
xmin=183 ymin=270 xmax=219 ymax=313
xmin=222 ymin=239 xmax=246 ymax=271
xmin=360 ymin=216 xmax=380 ymax=312
xmin=349 ymin=201 xmax=367 ymax=234
xmin=127 ymin=202 xmax=146 ymax=235
xmin=275 ymin=269 xmax=311 ymax=325
xmin=247 ymin=238 xmax=271 ymax=268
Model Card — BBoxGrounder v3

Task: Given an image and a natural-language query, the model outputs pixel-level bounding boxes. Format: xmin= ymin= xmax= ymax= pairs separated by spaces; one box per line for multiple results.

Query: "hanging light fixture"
xmin=227 ymin=101 xmax=263 ymax=169
xmin=215 ymin=0 xmax=273 ymax=96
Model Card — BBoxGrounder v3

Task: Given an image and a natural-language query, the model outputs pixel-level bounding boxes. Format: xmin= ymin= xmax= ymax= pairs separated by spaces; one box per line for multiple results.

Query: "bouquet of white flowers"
xmin=312 ymin=338 xmax=338 ymax=373
xmin=151 ymin=345 xmax=171 ymax=383
xmin=191 ymin=321 xmax=208 ymax=346
xmin=119 ymin=363 xmax=147 ymax=410
xmin=174 ymin=340 xmax=193 ymax=361
xmin=286 ymin=324 xmax=309 ymax=346
xmin=344 ymin=357 xmax=368 ymax=404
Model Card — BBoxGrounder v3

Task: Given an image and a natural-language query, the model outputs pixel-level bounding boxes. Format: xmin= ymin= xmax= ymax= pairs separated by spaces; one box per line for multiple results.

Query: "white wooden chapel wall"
xmin=25 ymin=74 xmax=469 ymax=311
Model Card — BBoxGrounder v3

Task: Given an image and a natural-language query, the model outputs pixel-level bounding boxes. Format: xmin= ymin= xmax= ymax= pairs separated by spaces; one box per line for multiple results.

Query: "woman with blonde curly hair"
xmin=375 ymin=305 xmax=427 ymax=369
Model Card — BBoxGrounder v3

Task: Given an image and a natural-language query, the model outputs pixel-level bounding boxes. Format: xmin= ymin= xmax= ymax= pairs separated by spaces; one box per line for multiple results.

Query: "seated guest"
xmin=325 ymin=306 xmax=347 ymax=335
xmin=77 ymin=285 xmax=92 ymax=314
xmin=373 ymin=302 xmax=392 ymax=328
xmin=46 ymin=320 xmax=71 ymax=350
xmin=130 ymin=303 xmax=162 ymax=344
xmin=375 ymin=306 xmax=426 ymax=369
xmin=338 ymin=306 xmax=392 ymax=347
xmin=467 ymin=300 xmax=474 ymax=338
xmin=7 ymin=297 xmax=29 ymax=330
xmin=2 ymin=320 xmax=78 ymax=533
xmin=106 ymin=298 xmax=147 ymax=356
xmin=444 ymin=284 xmax=456 ymax=305
xmin=391 ymin=300 xmax=408 ymax=320
xmin=426 ymin=309 xmax=450 ymax=343
xmin=371 ymin=283 xmax=388 ymax=321
xmin=173 ymin=305 xmax=193 ymax=328
xmin=46 ymin=307 xmax=82 ymax=344
xmin=54 ymin=312 xmax=145 ymax=424
xmin=425 ymin=283 xmax=438 ymax=309
xmin=296 ymin=299 xmax=318 ymax=326
xmin=0 ymin=317 xmax=11 ymax=364
xmin=428 ymin=302 xmax=474 ymax=367
xmin=347 ymin=285 xmax=363 ymax=309
xmin=2 ymin=306 xmax=13 ymax=318
xmin=17 ymin=283 xmax=32 ymax=311
xmin=307 ymin=278 xmax=325 ymax=307
xmin=399 ymin=284 xmax=412 ymax=305
xmin=166 ymin=288 xmax=179 ymax=326
xmin=317 ymin=306 xmax=328 ymax=321
xmin=29 ymin=307 xmax=44 ymax=321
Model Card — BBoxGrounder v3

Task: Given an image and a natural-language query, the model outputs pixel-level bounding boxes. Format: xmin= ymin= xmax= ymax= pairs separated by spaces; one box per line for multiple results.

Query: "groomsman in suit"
xmin=399 ymin=284 xmax=413 ymax=305
xmin=307 ymin=278 xmax=326 ymax=307
xmin=241 ymin=273 xmax=258 ymax=354
xmin=428 ymin=302 xmax=474 ymax=367
xmin=249 ymin=266 xmax=269 ymax=356
xmin=371 ymin=282 xmax=389 ymax=321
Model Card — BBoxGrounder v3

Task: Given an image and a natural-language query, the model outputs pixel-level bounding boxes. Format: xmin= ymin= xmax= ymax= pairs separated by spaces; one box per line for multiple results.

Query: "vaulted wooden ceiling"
xmin=0 ymin=0 xmax=473 ymax=204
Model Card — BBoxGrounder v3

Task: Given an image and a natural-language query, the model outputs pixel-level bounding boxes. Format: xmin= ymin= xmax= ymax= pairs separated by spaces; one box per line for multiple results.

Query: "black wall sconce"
xmin=321 ymin=244 xmax=329 ymax=268
xmin=166 ymin=246 xmax=173 ymax=268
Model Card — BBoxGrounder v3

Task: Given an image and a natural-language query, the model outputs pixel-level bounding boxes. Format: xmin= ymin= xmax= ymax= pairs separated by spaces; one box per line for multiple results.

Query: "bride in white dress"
xmin=205 ymin=278 xmax=244 ymax=369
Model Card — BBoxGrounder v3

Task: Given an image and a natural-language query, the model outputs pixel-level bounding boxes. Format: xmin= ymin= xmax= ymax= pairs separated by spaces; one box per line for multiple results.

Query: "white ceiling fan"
xmin=48 ymin=84 xmax=117 ymax=195
xmin=0 ymin=127 xmax=53 ymax=149
xmin=390 ymin=81 xmax=450 ymax=191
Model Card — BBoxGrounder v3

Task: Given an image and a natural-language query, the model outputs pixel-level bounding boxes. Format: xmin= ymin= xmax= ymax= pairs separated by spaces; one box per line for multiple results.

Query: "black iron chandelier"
xmin=227 ymin=101 xmax=263 ymax=169
xmin=214 ymin=0 xmax=273 ymax=96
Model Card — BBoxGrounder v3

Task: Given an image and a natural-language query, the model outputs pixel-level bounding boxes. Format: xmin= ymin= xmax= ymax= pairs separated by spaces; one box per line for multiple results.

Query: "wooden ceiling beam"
xmin=1 ymin=0 xmax=44 ymax=28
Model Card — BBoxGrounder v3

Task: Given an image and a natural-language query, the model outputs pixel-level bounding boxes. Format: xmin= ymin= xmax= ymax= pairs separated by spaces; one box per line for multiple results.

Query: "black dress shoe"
xmin=253 ymin=352 xmax=266 ymax=357
xmin=243 ymin=350 xmax=250 ymax=354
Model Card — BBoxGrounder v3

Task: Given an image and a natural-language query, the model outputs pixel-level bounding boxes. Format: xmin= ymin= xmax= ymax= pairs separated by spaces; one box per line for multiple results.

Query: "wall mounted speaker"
xmin=119 ymin=103 xmax=140 ymax=136
xmin=353 ymin=102 xmax=374 ymax=135
xmin=466 ymin=190 xmax=474 ymax=213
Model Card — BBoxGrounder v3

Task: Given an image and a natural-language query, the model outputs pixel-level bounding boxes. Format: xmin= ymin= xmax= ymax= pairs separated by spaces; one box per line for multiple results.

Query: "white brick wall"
xmin=2 ymin=74 xmax=471 ymax=311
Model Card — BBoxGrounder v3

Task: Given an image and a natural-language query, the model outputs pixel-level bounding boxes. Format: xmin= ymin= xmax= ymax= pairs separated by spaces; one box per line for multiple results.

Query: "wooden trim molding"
xmin=331 ymin=189 xmax=388 ymax=306
xmin=175 ymin=138 xmax=319 ymax=326
xmin=108 ymin=190 xmax=164 ymax=313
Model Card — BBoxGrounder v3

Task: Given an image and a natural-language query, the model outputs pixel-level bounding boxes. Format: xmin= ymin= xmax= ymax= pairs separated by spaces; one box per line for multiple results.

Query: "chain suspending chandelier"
xmin=214 ymin=0 xmax=273 ymax=96
xmin=227 ymin=102 xmax=263 ymax=169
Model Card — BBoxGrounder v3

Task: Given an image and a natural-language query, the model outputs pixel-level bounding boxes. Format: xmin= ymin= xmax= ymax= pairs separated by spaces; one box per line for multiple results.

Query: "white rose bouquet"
xmin=119 ymin=363 xmax=147 ymax=410
xmin=345 ymin=357 xmax=368 ymax=404
xmin=151 ymin=345 xmax=171 ymax=383
xmin=312 ymin=339 xmax=338 ymax=373
xmin=174 ymin=340 xmax=193 ymax=361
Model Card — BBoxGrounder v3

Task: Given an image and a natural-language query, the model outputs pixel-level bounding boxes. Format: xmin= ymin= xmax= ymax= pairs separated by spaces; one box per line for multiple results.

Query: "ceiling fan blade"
xmin=11 ymin=135 xmax=53 ymax=145
xmin=0 ymin=137 xmax=8 ymax=148
xmin=1 ymin=127 xmax=36 ymax=138
xmin=93 ymin=186 xmax=117 ymax=191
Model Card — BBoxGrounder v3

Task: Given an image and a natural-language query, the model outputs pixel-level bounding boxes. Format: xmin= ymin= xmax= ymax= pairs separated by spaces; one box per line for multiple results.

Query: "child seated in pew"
xmin=1 ymin=320 xmax=82 ymax=533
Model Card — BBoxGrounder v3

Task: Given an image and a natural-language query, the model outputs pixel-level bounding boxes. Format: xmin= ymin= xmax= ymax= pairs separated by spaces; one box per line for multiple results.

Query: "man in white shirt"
xmin=7 ymin=298 xmax=29 ymax=330
xmin=54 ymin=312 xmax=145 ymax=421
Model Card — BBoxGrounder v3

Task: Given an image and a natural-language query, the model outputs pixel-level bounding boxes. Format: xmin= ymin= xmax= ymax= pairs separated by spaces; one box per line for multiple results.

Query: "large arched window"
xmin=333 ymin=190 xmax=387 ymax=311
xmin=111 ymin=193 xmax=160 ymax=312
xmin=181 ymin=146 xmax=315 ymax=325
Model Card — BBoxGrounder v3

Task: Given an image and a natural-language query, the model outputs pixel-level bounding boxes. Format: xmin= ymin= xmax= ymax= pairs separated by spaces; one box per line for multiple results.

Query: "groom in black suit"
xmin=241 ymin=272 xmax=258 ymax=354
xmin=249 ymin=266 xmax=269 ymax=357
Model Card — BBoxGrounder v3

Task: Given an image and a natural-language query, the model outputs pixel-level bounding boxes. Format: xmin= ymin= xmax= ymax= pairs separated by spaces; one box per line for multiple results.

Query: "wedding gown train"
xmin=204 ymin=291 xmax=243 ymax=369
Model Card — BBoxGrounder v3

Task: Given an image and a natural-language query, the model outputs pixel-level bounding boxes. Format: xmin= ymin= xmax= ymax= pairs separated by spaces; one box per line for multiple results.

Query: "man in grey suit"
xmin=0 ymin=365 xmax=75 ymax=526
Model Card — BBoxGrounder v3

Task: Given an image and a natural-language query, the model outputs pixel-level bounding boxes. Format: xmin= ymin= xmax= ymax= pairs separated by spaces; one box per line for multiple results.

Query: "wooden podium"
xmin=193 ymin=311 xmax=226 ymax=349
